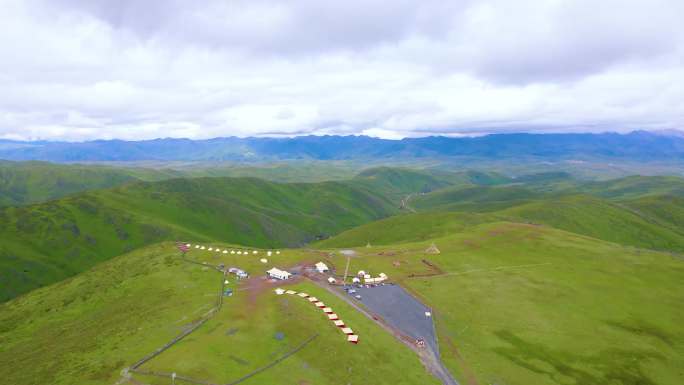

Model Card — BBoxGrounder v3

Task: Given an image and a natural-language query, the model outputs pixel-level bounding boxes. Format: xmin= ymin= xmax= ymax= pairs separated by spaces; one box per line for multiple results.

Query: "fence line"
xmin=123 ymin=250 xmax=317 ymax=385
xmin=224 ymin=333 xmax=319 ymax=385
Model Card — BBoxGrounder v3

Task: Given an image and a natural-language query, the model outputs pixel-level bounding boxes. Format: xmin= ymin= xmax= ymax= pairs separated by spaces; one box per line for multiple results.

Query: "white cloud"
xmin=0 ymin=0 xmax=682 ymax=141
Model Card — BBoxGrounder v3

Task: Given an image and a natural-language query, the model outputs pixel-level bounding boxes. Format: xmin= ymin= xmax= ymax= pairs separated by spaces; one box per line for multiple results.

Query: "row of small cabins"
xmin=184 ymin=243 xmax=281 ymax=256
xmin=275 ymin=288 xmax=359 ymax=344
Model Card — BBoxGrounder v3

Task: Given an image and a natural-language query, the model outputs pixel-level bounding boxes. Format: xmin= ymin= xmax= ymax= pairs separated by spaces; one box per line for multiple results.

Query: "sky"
xmin=0 ymin=0 xmax=683 ymax=141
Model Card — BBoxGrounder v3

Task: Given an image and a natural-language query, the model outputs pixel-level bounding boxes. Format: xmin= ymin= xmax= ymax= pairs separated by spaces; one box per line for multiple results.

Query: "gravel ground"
xmin=347 ymin=284 xmax=438 ymax=354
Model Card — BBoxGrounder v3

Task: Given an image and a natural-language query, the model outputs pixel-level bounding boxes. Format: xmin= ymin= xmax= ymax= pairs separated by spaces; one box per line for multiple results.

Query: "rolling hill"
xmin=0 ymin=177 xmax=397 ymax=301
xmin=410 ymin=185 xmax=542 ymax=212
xmin=2 ymin=221 xmax=683 ymax=385
xmin=498 ymin=195 xmax=684 ymax=252
xmin=573 ymin=175 xmax=684 ymax=200
xmin=0 ymin=161 xmax=142 ymax=206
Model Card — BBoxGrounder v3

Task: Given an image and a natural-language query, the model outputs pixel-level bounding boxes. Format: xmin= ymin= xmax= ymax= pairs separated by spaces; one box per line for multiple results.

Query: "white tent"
xmin=253 ymin=250 xmax=258 ymax=254
xmin=200 ymin=246 xmax=206 ymax=250
xmin=352 ymin=277 xmax=361 ymax=283
xmin=266 ymin=267 xmax=291 ymax=280
xmin=327 ymin=277 xmax=336 ymax=284
xmin=267 ymin=251 xmax=273 ymax=257
xmin=237 ymin=251 xmax=242 ymax=255
xmin=341 ymin=327 xmax=354 ymax=335
xmin=276 ymin=251 xmax=281 ymax=254
xmin=275 ymin=288 xmax=285 ymax=295
xmin=186 ymin=243 xmax=191 ymax=247
xmin=260 ymin=258 xmax=268 ymax=263
xmin=230 ymin=250 xmax=235 ymax=254
xmin=223 ymin=250 xmax=228 ymax=254
xmin=315 ymin=262 xmax=329 ymax=273
xmin=195 ymin=245 xmax=200 ymax=249
xmin=208 ymin=248 xmax=213 ymax=251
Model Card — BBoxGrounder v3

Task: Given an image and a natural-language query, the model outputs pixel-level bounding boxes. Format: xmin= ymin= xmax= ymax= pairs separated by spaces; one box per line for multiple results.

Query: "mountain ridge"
xmin=3 ymin=131 xmax=684 ymax=161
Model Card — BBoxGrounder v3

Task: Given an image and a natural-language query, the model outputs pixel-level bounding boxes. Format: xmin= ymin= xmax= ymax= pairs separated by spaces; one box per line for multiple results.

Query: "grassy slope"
xmin=407 ymin=174 xmax=684 ymax=253
xmin=0 ymin=243 xmax=436 ymax=385
xmin=2 ymin=221 xmax=683 ymax=385
xmin=0 ymin=161 xmax=140 ymax=206
xmin=0 ymin=177 xmax=396 ymax=301
xmin=315 ymin=211 xmax=493 ymax=247
xmin=499 ymin=195 xmax=684 ymax=252
xmin=350 ymin=167 xmax=457 ymax=204
xmin=411 ymin=185 xmax=543 ymax=212
xmin=573 ymin=175 xmax=684 ymax=200
xmin=318 ymin=222 xmax=684 ymax=385
xmin=0 ymin=243 xmax=218 ymax=385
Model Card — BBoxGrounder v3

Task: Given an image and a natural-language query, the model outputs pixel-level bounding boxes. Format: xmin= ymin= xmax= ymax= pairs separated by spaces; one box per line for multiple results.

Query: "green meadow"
xmin=1 ymin=166 xmax=684 ymax=384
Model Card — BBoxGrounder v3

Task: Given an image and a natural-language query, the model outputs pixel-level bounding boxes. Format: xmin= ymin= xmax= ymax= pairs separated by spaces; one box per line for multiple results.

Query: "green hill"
xmin=4 ymin=222 xmax=683 ymax=384
xmin=350 ymin=167 xmax=456 ymax=203
xmin=499 ymin=195 xmax=684 ymax=252
xmin=411 ymin=185 xmax=542 ymax=212
xmin=315 ymin=211 xmax=494 ymax=247
xmin=0 ymin=161 xmax=142 ymax=206
xmin=0 ymin=177 xmax=396 ymax=301
xmin=573 ymin=175 xmax=684 ymax=200
xmin=622 ymin=195 xmax=684 ymax=232
xmin=0 ymin=243 xmax=434 ymax=385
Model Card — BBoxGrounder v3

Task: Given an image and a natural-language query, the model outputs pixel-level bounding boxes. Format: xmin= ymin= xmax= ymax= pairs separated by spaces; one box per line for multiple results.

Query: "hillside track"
xmin=116 ymin=253 xmax=315 ymax=385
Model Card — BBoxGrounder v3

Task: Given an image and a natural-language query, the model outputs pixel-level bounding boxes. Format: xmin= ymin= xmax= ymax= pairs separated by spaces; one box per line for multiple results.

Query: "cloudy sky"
xmin=1 ymin=0 xmax=683 ymax=141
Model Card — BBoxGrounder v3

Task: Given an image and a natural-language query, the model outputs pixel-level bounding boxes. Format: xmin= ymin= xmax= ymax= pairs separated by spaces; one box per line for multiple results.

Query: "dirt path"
xmin=308 ymin=278 xmax=459 ymax=385
xmin=400 ymin=193 xmax=418 ymax=212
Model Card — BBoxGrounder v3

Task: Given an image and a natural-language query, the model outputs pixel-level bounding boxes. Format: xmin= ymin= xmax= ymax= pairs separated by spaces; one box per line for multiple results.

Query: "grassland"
xmin=3 ymin=218 xmax=683 ymax=385
xmin=317 ymin=221 xmax=684 ymax=385
xmin=0 ymin=161 xmax=139 ymax=206
xmin=0 ymin=177 xmax=397 ymax=301
xmin=0 ymin=242 xmax=437 ymax=385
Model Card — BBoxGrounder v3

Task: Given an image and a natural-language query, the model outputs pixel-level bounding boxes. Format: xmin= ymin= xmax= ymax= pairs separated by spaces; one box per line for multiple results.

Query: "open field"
xmin=2 ymin=215 xmax=683 ymax=384
xmin=317 ymin=221 xmax=684 ymax=385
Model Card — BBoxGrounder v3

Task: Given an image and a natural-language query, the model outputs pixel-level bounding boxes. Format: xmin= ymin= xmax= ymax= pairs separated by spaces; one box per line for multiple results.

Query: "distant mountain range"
xmin=2 ymin=131 xmax=684 ymax=161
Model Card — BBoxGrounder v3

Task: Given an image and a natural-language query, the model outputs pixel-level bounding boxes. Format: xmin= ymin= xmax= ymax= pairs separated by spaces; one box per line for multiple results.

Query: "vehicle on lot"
xmin=355 ymin=295 xmax=362 ymax=300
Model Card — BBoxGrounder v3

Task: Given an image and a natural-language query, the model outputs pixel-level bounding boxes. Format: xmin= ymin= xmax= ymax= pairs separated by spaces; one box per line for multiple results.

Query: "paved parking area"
xmin=347 ymin=284 xmax=438 ymax=354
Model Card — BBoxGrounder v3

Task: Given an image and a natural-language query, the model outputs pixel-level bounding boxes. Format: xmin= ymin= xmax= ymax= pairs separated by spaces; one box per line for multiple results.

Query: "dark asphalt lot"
xmin=347 ymin=284 xmax=438 ymax=354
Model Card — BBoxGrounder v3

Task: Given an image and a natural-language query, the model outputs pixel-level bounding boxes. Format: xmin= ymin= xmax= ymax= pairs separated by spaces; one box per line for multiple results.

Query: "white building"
xmin=266 ymin=267 xmax=292 ymax=280
xmin=315 ymin=262 xmax=329 ymax=273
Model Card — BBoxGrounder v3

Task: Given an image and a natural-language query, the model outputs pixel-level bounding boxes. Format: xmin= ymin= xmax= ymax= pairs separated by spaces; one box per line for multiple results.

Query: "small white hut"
xmin=315 ymin=262 xmax=329 ymax=273
xmin=266 ymin=267 xmax=291 ymax=280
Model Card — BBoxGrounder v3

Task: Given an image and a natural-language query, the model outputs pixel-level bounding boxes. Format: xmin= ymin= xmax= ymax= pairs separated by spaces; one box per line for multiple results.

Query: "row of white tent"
xmin=355 ymin=271 xmax=388 ymax=284
xmin=275 ymin=288 xmax=359 ymax=344
xmin=185 ymin=243 xmax=280 ymax=256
